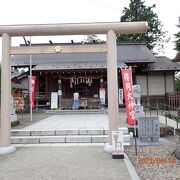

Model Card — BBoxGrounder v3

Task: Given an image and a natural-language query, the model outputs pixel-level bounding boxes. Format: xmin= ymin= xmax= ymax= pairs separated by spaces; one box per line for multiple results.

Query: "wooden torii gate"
xmin=0 ymin=22 xmax=148 ymax=154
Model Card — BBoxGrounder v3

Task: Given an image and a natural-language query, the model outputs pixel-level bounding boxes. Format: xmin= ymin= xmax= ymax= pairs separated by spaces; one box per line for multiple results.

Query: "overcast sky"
xmin=0 ymin=0 xmax=179 ymax=60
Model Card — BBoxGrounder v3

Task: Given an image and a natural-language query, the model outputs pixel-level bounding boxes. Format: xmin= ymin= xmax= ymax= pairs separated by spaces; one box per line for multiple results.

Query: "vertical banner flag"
xmin=121 ymin=68 xmax=135 ymax=125
xmin=29 ymin=76 xmax=36 ymax=108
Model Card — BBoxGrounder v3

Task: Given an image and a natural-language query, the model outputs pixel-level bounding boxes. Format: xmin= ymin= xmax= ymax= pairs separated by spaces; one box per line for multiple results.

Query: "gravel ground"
xmin=124 ymin=145 xmax=180 ymax=180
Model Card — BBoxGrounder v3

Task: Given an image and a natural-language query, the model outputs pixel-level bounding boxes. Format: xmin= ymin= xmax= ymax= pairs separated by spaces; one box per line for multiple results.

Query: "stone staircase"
xmin=11 ymin=129 xmax=130 ymax=145
xmin=45 ymin=109 xmax=107 ymax=115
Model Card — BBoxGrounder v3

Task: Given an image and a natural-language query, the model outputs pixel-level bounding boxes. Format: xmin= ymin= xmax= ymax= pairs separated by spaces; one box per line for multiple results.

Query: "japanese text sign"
xmin=121 ymin=68 xmax=135 ymax=125
xmin=29 ymin=76 xmax=36 ymax=108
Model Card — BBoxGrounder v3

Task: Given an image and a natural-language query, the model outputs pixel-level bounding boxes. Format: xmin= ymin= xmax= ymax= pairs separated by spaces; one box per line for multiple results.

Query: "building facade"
xmin=11 ymin=43 xmax=180 ymax=110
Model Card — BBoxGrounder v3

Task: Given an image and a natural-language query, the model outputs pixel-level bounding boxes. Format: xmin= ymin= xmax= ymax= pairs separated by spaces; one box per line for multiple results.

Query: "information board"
xmin=51 ymin=92 xmax=58 ymax=109
xmin=112 ymin=130 xmax=124 ymax=155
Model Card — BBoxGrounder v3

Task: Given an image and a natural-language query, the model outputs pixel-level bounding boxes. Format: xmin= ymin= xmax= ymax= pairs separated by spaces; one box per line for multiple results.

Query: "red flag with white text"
xmin=121 ymin=68 xmax=135 ymax=125
xmin=29 ymin=76 xmax=36 ymax=108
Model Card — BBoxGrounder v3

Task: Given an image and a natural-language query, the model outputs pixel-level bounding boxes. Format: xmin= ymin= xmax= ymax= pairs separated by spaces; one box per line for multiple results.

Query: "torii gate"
xmin=0 ymin=22 xmax=148 ymax=154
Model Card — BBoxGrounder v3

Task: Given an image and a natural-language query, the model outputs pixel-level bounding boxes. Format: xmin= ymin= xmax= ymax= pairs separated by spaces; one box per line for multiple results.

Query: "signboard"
xmin=51 ymin=92 xmax=58 ymax=109
xmin=119 ymin=89 xmax=123 ymax=105
xmin=121 ymin=68 xmax=135 ymax=125
xmin=99 ymin=88 xmax=105 ymax=105
xmin=58 ymin=90 xmax=62 ymax=96
xmin=112 ymin=130 xmax=124 ymax=156
xmin=29 ymin=76 xmax=36 ymax=108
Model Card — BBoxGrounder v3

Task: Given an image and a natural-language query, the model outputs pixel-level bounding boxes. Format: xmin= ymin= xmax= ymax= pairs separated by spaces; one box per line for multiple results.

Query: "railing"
xmin=24 ymin=92 xmax=51 ymax=99
xmin=144 ymin=105 xmax=159 ymax=116
xmin=23 ymin=92 xmax=51 ymax=110
xmin=34 ymin=92 xmax=51 ymax=100
xmin=164 ymin=112 xmax=180 ymax=129
xmin=144 ymin=103 xmax=180 ymax=129
xmin=23 ymin=92 xmax=102 ymax=110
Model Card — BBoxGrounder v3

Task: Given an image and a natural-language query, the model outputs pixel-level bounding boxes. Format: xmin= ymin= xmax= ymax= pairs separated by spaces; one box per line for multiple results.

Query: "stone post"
xmin=106 ymin=30 xmax=119 ymax=145
xmin=0 ymin=33 xmax=16 ymax=154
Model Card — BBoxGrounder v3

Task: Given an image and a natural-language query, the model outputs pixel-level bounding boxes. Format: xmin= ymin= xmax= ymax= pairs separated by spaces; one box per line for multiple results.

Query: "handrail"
xmin=159 ymin=103 xmax=179 ymax=110
xmin=143 ymin=103 xmax=180 ymax=127
xmin=164 ymin=112 xmax=180 ymax=129
xmin=144 ymin=105 xmax=159 ymax=116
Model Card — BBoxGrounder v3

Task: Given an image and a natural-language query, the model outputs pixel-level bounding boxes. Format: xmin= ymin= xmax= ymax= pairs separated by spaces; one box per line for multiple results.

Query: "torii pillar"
xmin=0 ymin=33 xmax=16 ymax=154
xmin=106 ymin=30 xmax=119 ymax=145
xmin=0 ymin=22 xmax=148 ymax=154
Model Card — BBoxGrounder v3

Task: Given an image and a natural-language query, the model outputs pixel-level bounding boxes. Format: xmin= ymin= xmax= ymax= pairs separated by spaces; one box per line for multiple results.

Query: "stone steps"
xmin=11 ymin=135 xmax=106 ymax=144
xmin=11 ymin=129 xmax=130 ymax=144
xmin=46 ymin=109 xmax=107 ymax=115
xmin=11 ymin=129 xmax=108 ymax=136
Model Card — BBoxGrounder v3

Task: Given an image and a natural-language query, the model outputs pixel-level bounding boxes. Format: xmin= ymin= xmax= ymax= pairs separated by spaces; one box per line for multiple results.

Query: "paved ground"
xmin=3 ymin=109 xmax=177 ymax=180
xmin=12 ymin=113 xmax=51 ymax=129
xmin=23 ymin=114 xmax=108 ymax=130
xmin=0 ymin=146 xmax=132 ymax=180
xmin=12 ymin=110 xmax=129 ymax=130
xmin=16 ymin=110 xmax=179 ymax=131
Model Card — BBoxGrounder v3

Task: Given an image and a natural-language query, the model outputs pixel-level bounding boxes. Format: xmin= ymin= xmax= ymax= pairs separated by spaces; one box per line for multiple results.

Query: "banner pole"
xmin=29 ymin=36 xmax=32 ymax=122
xmin=134 ymin=122 xmax=137 ymax=155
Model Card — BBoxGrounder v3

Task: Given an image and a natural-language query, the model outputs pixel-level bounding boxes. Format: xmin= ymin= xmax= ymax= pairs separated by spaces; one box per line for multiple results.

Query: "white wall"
xmin=148 ymin=72 xmax=165 ymax=95
xmin=165 ymin=71 xmax=174 ymax=93
xmin=136 ymin=71 xmax=175 ymax=96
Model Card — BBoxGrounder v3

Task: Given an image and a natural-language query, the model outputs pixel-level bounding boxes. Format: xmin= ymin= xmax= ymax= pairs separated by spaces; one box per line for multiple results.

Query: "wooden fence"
xmin=167 ymin=92 xmax=180 ymax=109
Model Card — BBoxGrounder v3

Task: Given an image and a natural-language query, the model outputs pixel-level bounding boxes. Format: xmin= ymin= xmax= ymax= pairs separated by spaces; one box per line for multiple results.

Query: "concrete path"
xmin=22 ymin=110 xmax=130 ymax=130
xmin=0 ymin=146 xmax=132 ymax=180
xmin=23 ymin=114 xmax=109 ymax=130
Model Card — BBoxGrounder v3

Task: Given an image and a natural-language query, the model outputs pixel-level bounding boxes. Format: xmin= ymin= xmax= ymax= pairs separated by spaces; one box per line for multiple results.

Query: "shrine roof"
xmin=11 ymin=43 xmax=156 ymax=69
xmin=142 ymin=56 xmax=180 ymax=71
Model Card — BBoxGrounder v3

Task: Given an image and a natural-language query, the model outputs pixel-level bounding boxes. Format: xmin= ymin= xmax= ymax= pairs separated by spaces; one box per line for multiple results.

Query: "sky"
xmin=0 ymin=0 xmax=179 ymax=61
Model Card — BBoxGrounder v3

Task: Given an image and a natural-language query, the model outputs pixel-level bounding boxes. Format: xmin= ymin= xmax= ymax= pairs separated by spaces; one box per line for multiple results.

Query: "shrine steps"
xmin=11 ymin=129 xmax=130 ymax=145
xmin=45 ymin=109 xmax=107 ymax=115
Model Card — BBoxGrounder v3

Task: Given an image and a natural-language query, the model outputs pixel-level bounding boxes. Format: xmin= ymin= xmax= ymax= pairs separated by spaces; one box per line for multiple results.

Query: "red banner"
xmin=121 ymin=68 xmax=135 ymax=125
xmin=29 ymin=76 xmax=36 ymax=108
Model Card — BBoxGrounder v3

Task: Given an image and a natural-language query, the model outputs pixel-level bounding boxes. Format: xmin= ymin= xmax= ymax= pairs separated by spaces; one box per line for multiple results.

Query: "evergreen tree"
xmin=174 ymin=17 xmax=180 ymax=51
xmin=175 ymin=79 xmax=180 ymax=91
xmin=83 ymin=35 xmax=104 ymax=44
xmin=117 ymin=0 xmax=169 ymax=53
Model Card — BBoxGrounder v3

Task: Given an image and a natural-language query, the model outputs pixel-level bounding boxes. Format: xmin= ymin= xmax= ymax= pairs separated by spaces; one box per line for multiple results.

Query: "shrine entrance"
xmin=0 ymin=21 xmax=148 ymax=154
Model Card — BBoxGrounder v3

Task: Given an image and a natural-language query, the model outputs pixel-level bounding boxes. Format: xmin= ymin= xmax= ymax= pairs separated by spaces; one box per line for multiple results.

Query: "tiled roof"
xmin=11 ymin=43 xmax=156 ymax=70
xmin=142 ymin=56 xmax=180 ymax=71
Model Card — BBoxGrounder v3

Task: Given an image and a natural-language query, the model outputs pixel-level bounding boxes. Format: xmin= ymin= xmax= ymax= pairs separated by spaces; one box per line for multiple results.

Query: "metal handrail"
xmin=143 ymin=103 xmax=180 ymax=128
xmin=159 ymin=103 xmax=179 ymax=110
xmin=144 ymin=105 xmax=159 ymax=117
